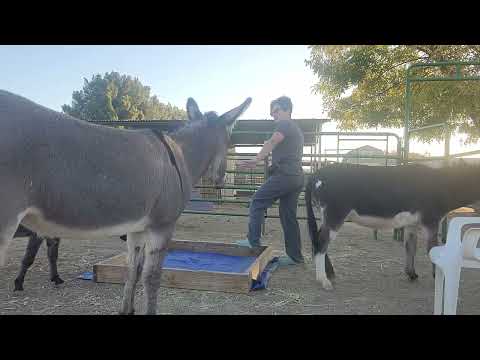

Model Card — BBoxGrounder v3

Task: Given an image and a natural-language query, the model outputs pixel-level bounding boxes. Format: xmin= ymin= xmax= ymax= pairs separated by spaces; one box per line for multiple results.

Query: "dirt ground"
xmin=1 ymin=205 xmax=480 ymax=315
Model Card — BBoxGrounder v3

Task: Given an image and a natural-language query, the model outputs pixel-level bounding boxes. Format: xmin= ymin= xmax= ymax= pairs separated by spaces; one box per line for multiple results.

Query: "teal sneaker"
xmin=235 ymin=239 xmax=253 ymax=248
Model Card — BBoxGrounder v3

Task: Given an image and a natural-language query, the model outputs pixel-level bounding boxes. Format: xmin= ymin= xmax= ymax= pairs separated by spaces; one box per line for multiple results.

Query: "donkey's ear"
xmin=218 ymin=97 xmax=252 ymax=126
xmin=186 ymin=98 xmax=203 ymax=122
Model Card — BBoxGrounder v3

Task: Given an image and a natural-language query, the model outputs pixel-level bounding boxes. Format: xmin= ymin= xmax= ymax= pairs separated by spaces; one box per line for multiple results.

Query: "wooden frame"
xmin=93 ymin=240 xmax=273 ymax=294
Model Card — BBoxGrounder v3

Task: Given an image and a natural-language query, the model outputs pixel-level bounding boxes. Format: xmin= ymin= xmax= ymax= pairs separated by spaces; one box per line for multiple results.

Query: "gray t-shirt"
xmin=271 ymin=119 xmax=304 ymax=175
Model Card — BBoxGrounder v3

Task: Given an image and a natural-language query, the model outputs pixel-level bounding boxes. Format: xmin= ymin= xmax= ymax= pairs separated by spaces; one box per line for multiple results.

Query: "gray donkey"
xmin=0 ymin=89 xmax=251 ymax=314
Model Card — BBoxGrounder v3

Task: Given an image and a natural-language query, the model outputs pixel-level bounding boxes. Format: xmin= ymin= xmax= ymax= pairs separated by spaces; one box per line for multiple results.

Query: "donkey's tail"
xmin=305 ymin=176 xmax=319 ymax=253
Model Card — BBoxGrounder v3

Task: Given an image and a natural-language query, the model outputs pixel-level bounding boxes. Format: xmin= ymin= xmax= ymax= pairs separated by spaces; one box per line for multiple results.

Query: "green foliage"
xmin=306 ymin=45 xmax=480 ymax=143
xmin=62 ymin=71 xmax=187 ymax=121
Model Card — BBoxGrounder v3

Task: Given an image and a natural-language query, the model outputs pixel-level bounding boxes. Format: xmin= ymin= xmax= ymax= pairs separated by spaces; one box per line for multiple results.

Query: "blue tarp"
xmin=163 ymin=250 xmax=256 ymax=273
xmin=251 ymin=256 xmax=279 ymax=290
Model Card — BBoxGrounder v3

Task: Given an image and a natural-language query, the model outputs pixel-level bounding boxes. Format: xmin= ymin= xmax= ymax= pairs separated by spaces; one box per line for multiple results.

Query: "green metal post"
xmin=404 ymin=70 xmax=412 ymax=165
xmin=398 ymin=67 xmax=412 ymax=242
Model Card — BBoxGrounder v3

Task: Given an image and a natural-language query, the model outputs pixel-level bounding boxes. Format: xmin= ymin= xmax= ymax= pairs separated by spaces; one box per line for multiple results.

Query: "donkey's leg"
xmin=0 ymin=223 xmax=18 ymax=268
xmin=119 ymin=232 xmax=147 ymax=315
xmin=404 ymin=226 xmax=418 ymax=281
xmin=313 ymin=223 xmax=340 ymax=291
xmin=0 ymin=209 xmax=26 ymax=268
xmin=325 ymin=252 xmax=335 ymax=279
xmin=14 ymin=233 xmax=43 ymax=291
xmin=421 ymin=222 xmax=439 ymax=279
xmin=142 ymin=224 xmax=175 ymax=315
xmin=46 ymin=238 xmax=63 ymax=285
xmin=313 ymin=227 xmax=335 ymax=279
xmin=0 ymin=180 xmax=29 ymax=267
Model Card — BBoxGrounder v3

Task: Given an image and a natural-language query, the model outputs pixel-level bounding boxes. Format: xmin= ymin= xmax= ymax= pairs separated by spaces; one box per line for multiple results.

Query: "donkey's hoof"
xmin=51 ymin=276 xmax=64 ymax=285
xmin=406 ymin=272 xmax=419 ymax=281
xmin=13 ymin=281 xmax=24 ymax=292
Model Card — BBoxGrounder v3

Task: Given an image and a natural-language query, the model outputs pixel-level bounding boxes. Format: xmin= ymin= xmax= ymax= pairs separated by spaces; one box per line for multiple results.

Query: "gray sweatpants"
xmin=247 ymin=173 xmax=305 ymax=263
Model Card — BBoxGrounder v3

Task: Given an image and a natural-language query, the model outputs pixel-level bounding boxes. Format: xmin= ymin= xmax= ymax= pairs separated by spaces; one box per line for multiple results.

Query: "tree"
xmin=62 ymin=71 xmax=187 ymax=121
xmin=144 ymin=95 xmax=188 ymax=120
xmin=306 ymin=46 xmax=480 ymax=143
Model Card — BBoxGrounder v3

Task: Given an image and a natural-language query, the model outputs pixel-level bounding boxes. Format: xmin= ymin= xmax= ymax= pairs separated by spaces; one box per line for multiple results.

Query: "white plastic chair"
xmin=429 ymin=217 xmax=480 ymax=315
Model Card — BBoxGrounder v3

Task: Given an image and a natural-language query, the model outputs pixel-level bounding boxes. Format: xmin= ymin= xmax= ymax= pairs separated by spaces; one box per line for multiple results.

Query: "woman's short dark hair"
xmin=270 ymin=96 xmax=293 ymax=114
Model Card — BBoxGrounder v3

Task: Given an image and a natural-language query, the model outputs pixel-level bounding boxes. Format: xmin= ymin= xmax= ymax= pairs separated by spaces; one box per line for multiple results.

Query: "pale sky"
xmin=1 ymin=45 xmax=478 ymax=158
